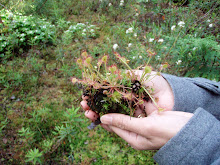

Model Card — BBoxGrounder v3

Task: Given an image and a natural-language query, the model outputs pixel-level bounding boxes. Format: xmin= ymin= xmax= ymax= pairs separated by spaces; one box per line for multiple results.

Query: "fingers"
xmin=108 ymin=125 xmax=149 ymax=150
xmin=81 ymin=100 xmax=90 ymax=110
xmin=133 ymin=107 xmax=144 ymax=117
xmin=100 ymin=123 xmax=113 ymax=132
xmin=81 ymin=95 xmax=90 ymax=110
xmin=82 ymin=95 xmax=89 ymax=100
xmin=84 ymin=110 xmax=99 ymax=122
xmin=100 ymin=114 xmax=146 ymax=136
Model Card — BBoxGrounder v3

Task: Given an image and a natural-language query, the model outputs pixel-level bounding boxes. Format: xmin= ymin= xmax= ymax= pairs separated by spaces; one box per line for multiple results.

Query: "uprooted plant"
xmin=72 ymin=51 xmax=167 ymax=129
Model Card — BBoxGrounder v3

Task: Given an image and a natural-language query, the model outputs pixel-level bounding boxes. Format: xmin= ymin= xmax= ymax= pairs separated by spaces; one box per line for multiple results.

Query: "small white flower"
xmin=135 ymin=13 xmax=139 ymax=16
xmin=149 ymin=38 xmax=154 ymax=42
xmin=90 ymin=29 xmax=95 ymax=32
xmin=207 ymin=19 xmax=211 ymax=22
xmin=193 ymin=47 xmax=197 ymax=51
xmin=126 ymin=27 xmax=133 ymax=34
xmin=176 ymin=60 xmax=182 ymax=65
xmin=120 ymin=0 xmax=124 ymax=6
xmin=94 ymin=66 xmax=98 ymax=69
xmin=109 ymin=3 xmax=112 ymax=6
xmin=209 ymin=24 xmax=213 ymax=28
xmin=178 ymin=21 xmax=185 ymax=27
xmin=139 ymin=55 xmax=142 ymax=59
xmin=158 ymin=39 xmax=164 ymax=43
xmin=133 ymin=33 xmax=137 ymax=37
xmin=83 ymin=29 xmax=86 ymax=32
xmin=132 ymin=56 xmax=136 ymax=59
xmin=113 ymin=44 xmax=119 ymax=50
xmin=20 ymin=33 xmax=25 ymax=37
xmin=171 ymin=25 xmax=176 ymax=31
xmin=128 ymin=43 xmax=132 ymax=47
xmin=82 ymin=32 xmax=86 ymax=36
xmin=8 ymin=13 xmax=13 ymax=19
xmin=2 ymin=43 xmax=6 ymax=47
xmin=156 ymin=56 xmax=161 ymax=60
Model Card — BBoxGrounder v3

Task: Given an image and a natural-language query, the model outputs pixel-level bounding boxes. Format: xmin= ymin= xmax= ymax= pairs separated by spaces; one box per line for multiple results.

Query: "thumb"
xmin=100 ymin=114 xmax=145 ymax=135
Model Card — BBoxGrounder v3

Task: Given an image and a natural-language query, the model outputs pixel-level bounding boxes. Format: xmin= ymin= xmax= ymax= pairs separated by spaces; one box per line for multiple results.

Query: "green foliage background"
xmin=0 ymin=0 xmax=219 ymax=164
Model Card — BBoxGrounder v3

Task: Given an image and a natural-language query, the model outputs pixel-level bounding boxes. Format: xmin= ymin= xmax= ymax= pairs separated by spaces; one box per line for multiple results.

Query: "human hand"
xmin=99 ymin=111 xmax=193 ymax=150
xmin=80 ymin=71 xmax=192 ymax=150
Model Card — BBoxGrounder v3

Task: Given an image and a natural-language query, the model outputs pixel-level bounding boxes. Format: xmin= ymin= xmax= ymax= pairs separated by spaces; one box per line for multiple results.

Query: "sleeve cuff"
xmin=154 ymin=108 xmax=220 ymax=165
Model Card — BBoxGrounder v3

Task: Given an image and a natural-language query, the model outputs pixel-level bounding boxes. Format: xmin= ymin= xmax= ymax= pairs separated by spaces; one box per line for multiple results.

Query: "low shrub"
xmin=0 ymin=9 xmax=56 ymax=59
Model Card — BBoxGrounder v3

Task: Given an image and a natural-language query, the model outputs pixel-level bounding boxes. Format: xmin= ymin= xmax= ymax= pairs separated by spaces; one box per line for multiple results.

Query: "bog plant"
xmin=72 ymin=51 xmax=167 ymax=128
xmin=25 ymin=148 xmax=43 ymax=165
xmin=0 ymin=9 xmax=56 ymax=57
xmin=62 ymin=23 xmax=99 ymax=45
xmin=165 ymin=35 xmax=220 ymax=80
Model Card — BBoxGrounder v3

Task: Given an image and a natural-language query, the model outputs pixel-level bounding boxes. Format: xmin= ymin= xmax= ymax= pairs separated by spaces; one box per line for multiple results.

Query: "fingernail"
xmin=100 ymin=115 xmax=112 ymax=125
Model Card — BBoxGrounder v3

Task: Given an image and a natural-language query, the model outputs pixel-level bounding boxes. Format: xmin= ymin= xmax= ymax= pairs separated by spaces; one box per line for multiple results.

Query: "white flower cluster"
xmin=0 ymin=8 xmax=56 ymax=51
xmin=128 ymin=43 xmax=132 ymax=47
xmin=126 ymin=27 xmax=137 ymax=37
xmin=132 ymin=55 xmax=143 ymax=60
xmin=126 ymin=27 xmax=133 ymax=34
xmin=206 ymin=19 xmax=214 ymax=27
xmin=149 ymin=38 xmax=164 ymax=43
xmin=64 ymin=23 xmax=97 ymax=39
xmin=120 ymin=0 xmax=124 ymax=6
xmin=112 ymin=43 xmax=134 ymax=51
xmin=113 ymin=44 xmax=119 ymax=50
xmin=171 ymin=25 xmax=176 ymax=31
xmin=176 ymin=60 xmax=182 ymax=65
xmin=171 ymin=21 xmax=185 ymax=31
xmin=178 ymin=21 xmax=185 ymax=27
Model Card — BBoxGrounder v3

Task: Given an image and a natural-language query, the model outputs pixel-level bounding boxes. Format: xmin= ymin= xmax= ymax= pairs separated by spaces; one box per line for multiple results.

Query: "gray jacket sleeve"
xmin=153 ymin=74 xmax=220 ymax=165
xmin=162 ymin=74 xmax=220 ymax=120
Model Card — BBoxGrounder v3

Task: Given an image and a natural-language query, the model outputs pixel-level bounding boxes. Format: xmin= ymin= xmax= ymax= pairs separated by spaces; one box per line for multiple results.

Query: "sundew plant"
xmin=72 ymin=51 xmax=167 ymax=128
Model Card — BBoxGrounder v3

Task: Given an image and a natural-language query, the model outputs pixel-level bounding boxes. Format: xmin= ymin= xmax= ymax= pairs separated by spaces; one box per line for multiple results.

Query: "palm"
xmin=104 ymin=111 xmax=193 ymax=150
xmin=134 ymin=70 xmax=174 ymax=116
